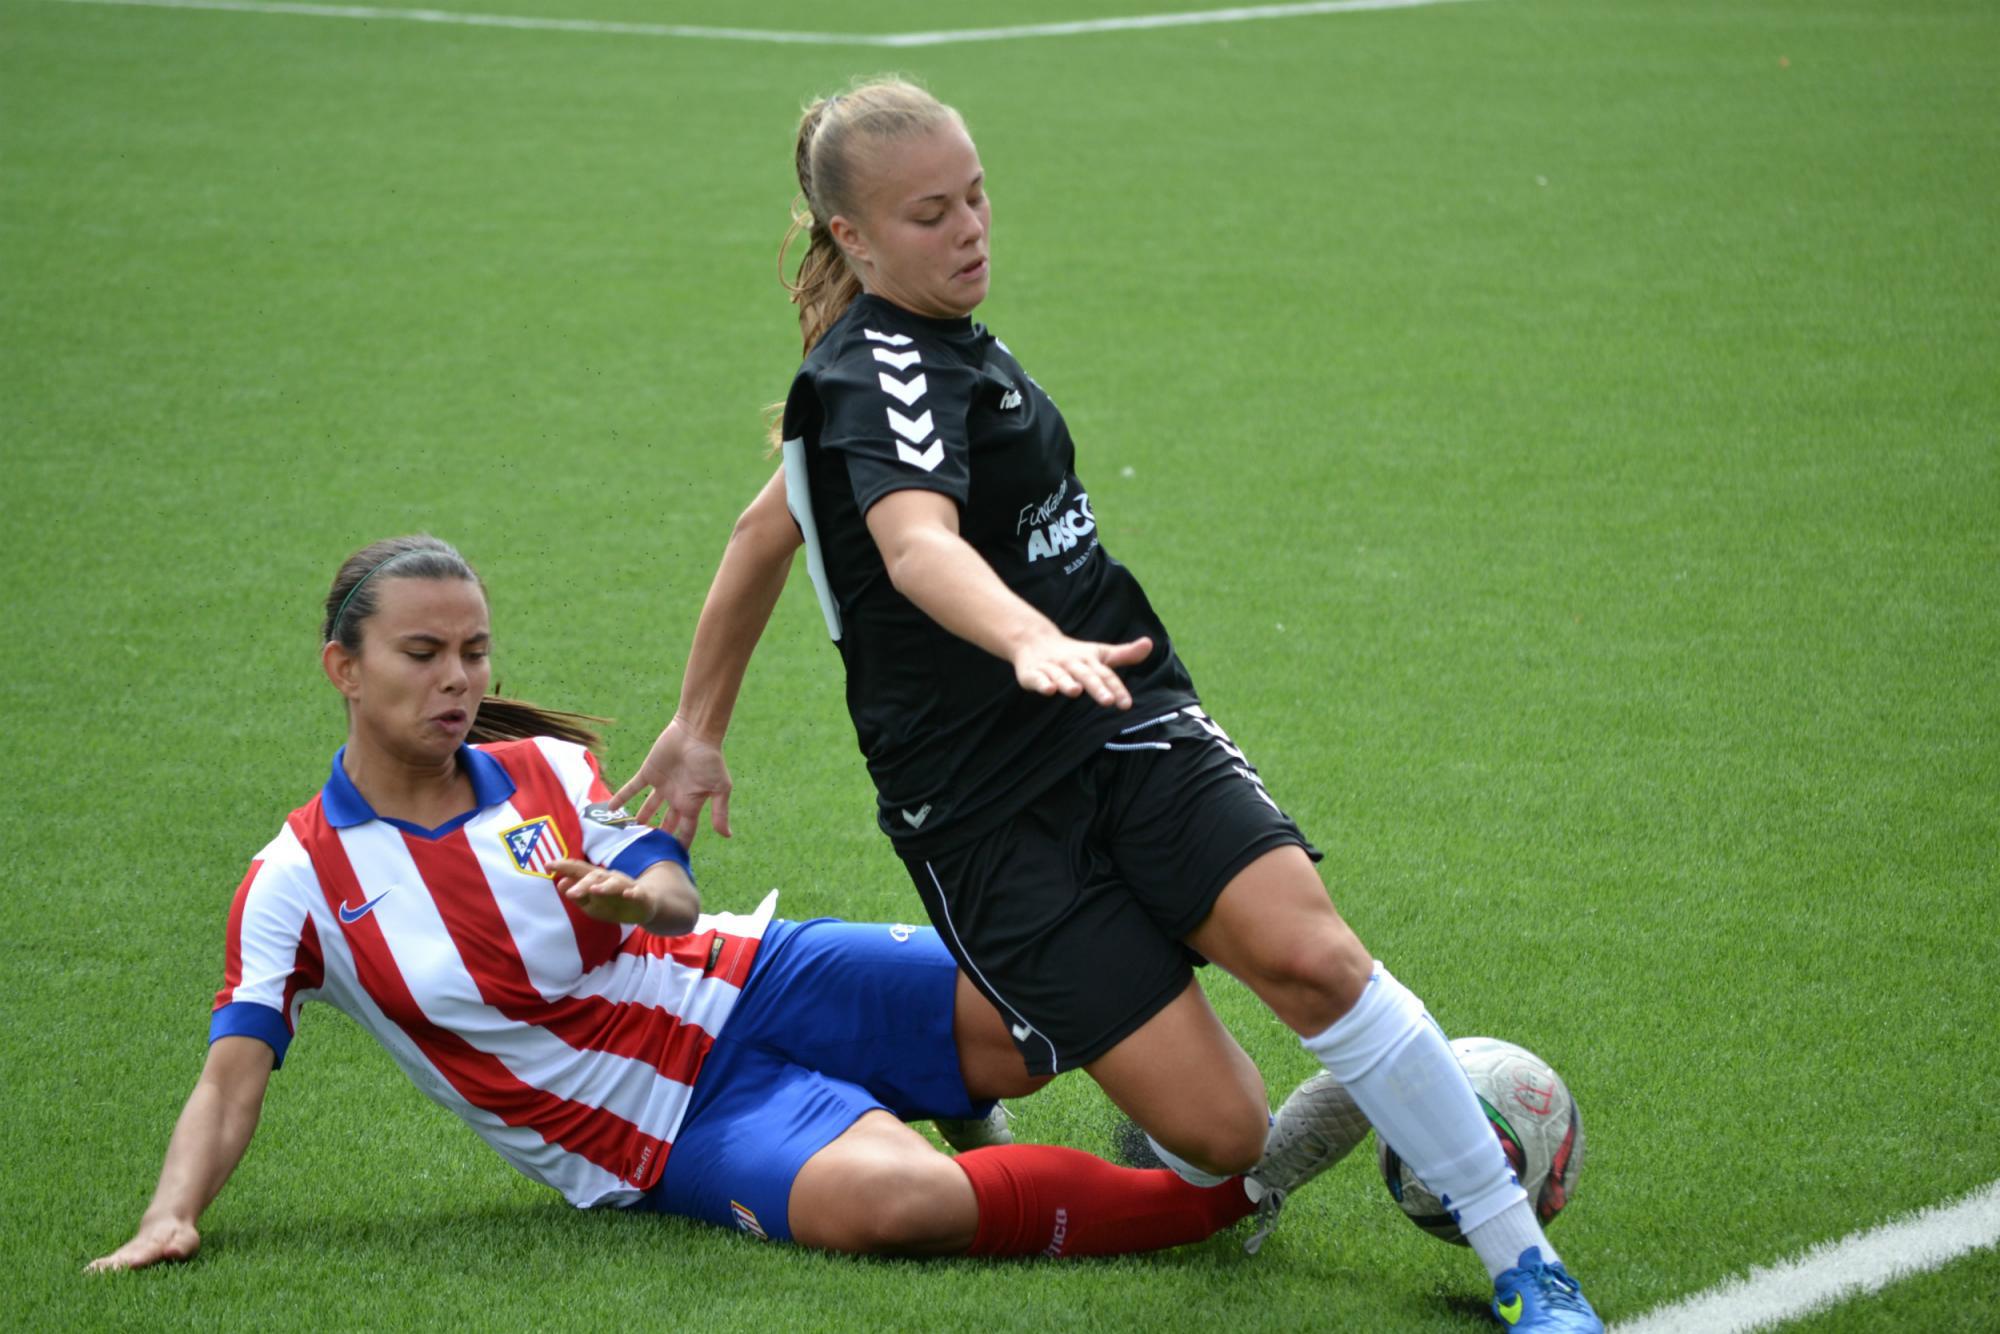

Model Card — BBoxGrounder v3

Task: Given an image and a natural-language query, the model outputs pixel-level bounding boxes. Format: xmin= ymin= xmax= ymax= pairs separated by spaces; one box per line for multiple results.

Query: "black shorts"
xmin=901 ymin=704 xmax=1322 ymax=1076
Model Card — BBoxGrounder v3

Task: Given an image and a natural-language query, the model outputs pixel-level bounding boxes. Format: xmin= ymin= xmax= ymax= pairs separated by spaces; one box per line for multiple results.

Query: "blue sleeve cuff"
xmin=609 ymin=828 xmax=693 ymax=885
xmin=210 ymin=1001 xmax=294 ymax=1069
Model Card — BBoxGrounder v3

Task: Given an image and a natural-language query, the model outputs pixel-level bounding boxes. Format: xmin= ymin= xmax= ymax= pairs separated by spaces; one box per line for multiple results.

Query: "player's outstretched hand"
xmin=1012 ymin=632 xmax=1153 ymax=710
xmin=612 ymin=717 xmax=732 ymax=847
xmin=87 ymin=1217 xmax=200 ymax=1273
xmin=552 ymin=859 xmax=655 ymax=926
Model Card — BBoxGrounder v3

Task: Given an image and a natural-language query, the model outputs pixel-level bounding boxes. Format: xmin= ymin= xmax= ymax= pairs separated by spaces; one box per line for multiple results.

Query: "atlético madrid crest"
xmin=500 ymin=816 xmax=567 ymax=878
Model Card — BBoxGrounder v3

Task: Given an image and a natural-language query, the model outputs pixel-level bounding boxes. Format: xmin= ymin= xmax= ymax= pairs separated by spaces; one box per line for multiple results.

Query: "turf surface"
xmin=2 ymin=0 xmax=1995 ymax=1328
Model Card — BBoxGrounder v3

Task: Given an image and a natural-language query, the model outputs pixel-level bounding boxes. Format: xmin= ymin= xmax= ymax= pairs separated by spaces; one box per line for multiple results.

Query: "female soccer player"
xmin=614 ymin=82 xmax=1600 ymax=1330
xmin=88 ymin=536 xmax=1357 ymax=1273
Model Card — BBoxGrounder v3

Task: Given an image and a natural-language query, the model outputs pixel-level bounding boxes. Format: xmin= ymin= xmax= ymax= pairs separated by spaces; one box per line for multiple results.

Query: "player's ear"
xmin=828 ymin=213 xmax=868 ymax=266
xmin=321 ymin=638 xmax=362 ymax=700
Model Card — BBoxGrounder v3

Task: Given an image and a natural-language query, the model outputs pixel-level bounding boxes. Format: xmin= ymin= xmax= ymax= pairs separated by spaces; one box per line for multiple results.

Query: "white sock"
xmin=1465 ymin=1203 xmax=1558 ymax=1275
xmin=1301 ymin=964 xmax=1547 ymax=1281
xmin=1143 ymin=1132 xmax=1232 ymax=1188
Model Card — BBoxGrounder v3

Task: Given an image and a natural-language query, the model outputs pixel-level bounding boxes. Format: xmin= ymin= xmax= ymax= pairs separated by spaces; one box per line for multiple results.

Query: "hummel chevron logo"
xmin=878 ymin=371 xmax=927 ymax=406
xmin=1010 ymin=1021 xmax=1033 ymax=1042
xmin=886 ymin=407 xmax=944 ymax=471
xmin=338 ymin=889 xmax=393 ymax=924
xmin=900 ymin=803 xmax=932 ymax=828
xmin=871 ymin=347 xmax=921 ymax=372
xmin=863 ymin=329 xmax=912 ymax=346
xmin=887 ymin=407 xmax=933 ymax=443
xmin=898 ymin=440 xmax=945 ymax=471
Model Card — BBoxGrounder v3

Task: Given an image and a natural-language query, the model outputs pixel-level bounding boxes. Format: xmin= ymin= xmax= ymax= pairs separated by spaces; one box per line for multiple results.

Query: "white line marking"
xmin=1615 ymin=1179 xmax=2000 ymax=1333
xmin=44 ymin=0 xmax=1488 ymax=47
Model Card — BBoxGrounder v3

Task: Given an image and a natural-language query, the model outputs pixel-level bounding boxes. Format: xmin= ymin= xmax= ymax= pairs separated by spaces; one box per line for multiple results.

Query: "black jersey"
xmin=780 ymin=293 xmax=1198 ymax=853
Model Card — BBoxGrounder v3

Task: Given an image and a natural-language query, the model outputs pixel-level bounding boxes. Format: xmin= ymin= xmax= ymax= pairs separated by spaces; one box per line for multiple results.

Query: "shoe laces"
xmin=1531 ymin=1263 xmax=1590 ymax=1313
xmin=1242 ymin=1186 xmax=1286 ymax=1255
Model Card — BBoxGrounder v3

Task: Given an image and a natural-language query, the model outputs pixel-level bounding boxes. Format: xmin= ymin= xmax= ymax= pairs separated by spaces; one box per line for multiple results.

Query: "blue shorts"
xmin=632 ymin=918 xmax=987 ymax=1242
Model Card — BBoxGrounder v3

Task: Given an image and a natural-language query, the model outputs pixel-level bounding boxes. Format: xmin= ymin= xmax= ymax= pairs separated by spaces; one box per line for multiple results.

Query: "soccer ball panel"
xmin=1377 ymin=1037 xmax=1584 ymax=1245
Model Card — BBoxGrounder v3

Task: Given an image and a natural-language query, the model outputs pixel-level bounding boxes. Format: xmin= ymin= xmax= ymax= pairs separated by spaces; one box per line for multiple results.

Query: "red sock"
xmin=954 ymin=1144 xmax=1256 ymax=1259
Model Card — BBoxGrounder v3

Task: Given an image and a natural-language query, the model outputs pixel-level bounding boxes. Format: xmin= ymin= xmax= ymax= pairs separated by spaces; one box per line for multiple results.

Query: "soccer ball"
xmin=1378 ymin=1036 xmax=1584 ymax=1245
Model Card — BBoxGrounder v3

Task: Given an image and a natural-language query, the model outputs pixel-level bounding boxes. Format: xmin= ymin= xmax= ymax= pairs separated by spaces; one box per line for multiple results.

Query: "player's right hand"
xmin=87 ymin=1217 xmax=200 ymax=1272
xmin=1011 ymin=633 xmax=1153 ymax=710
xmin=612 ymin=717 xmax=733 ymax=847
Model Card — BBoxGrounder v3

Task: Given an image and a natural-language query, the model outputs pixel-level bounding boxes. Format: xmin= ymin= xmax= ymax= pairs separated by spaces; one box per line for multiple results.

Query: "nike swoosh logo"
xmin=338 ymin=889 xmax=394 ymax=924
xmin=1496 ymin=1294 xmax=1524 ymax=1326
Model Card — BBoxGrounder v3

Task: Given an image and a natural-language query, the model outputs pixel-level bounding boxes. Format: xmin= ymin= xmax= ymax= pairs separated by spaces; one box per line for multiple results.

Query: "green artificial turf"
xmin=2 ymin=0 xmax=1995 ymax=1328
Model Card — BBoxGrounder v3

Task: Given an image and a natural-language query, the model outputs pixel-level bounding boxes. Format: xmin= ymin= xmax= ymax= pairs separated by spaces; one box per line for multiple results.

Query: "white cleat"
xmin=934 ymin=1102 xmax=1014 ymax=1153
xmin=1243 ymin=1072 xmax=1372 ymax=1254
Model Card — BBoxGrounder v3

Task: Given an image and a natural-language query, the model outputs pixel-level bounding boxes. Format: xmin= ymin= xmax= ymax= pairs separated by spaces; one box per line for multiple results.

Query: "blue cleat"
xmin=1491 ymin=1248 xmax=1602 ymax=1332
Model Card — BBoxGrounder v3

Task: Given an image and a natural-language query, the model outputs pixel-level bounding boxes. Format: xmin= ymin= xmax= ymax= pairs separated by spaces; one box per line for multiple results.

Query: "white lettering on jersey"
xmin=998 ymin=388 xmax=1023 ymax=410
xmin=872 ymin=347 xmax=921 ymax=372
xmin=878 ymin=371 xmax=927 ymax=406
xmin=1016 ymin=479 xmax=1070 ymax=533
xmin=864 ymin=329 xmax=913 ymax=346
xmin=1024 ymin=491 xmax=1097 ymax=565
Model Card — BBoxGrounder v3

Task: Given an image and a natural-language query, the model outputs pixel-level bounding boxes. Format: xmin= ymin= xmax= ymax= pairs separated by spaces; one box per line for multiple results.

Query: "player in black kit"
xmin=618 ymin=80 xmax=1599 ymax=1331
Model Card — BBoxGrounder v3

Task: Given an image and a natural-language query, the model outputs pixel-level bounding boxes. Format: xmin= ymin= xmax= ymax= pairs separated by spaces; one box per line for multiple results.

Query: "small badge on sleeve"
xmin=583 ymin=802 xmax=636 ymax=828
xmin=500 ymin=816 xmax=568 ymax=878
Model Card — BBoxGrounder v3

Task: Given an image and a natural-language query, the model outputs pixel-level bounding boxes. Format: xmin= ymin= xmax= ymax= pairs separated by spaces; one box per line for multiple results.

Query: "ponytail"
xmin=780 ymin=96 xmax=867 ymax=360
xmin=777 ymin=80 xmax=963 ymax=352
xmin=779 ymin=208 xmax=865 ymax=361
xmin=324 ymin=535 xmax=607 ymax=751
xmin=468 ymin=692 xmax=606 ymax=749
xmin=771 ymin=80 xmax=964 ymax=448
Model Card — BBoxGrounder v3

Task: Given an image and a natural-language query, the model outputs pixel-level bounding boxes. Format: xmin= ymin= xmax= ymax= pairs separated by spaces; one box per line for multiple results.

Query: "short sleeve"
xmin=573 ymin=749 xmax=692 ymax=883
xmin=815 ymin=330 xmax=976 ymax=514
xmin=209 ymin=845 xmax=325 ymax=1069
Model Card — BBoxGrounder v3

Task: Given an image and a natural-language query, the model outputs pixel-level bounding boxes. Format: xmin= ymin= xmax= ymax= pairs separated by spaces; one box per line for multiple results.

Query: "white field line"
xmin=44 ymin=0 xmax=1488 ymax=47
xmin=1615 ymin=1179 xmax=2000 ymax=1333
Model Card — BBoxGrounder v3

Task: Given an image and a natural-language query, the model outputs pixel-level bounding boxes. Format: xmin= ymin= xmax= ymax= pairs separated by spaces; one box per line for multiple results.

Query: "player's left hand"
xmin=551 ymin=859 xmax=654 ymax=925
xmin=1011 ymin=631 xmax=1153 ymax=709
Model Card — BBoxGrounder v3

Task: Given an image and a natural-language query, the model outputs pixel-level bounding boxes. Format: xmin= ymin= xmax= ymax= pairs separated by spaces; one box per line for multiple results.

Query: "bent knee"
xmin=1278 ymin=933 xmax=1373 ymax=1004
xmin=1160 ymin=1103 xmax=1271 ymax=1178
xmin=805 ymin=1159 xmax=969 ymax=1255
xmin=1251 ymin=928 xmax=1373 ymax=1030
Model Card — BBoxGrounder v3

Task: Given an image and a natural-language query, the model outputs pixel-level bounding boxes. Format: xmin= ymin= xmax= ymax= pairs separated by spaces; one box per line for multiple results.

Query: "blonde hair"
xmin=778 ymin=78 xmax=966 ymax=357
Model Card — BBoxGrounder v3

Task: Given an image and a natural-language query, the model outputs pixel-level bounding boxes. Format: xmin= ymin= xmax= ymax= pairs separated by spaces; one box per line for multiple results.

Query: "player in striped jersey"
xmin=89 ymin=535 xmax=1365 ymax=1274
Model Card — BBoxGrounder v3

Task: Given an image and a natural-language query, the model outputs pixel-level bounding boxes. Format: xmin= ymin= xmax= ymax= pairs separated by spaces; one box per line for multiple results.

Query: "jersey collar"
xmin=855 ymin=292 xmax=977 ymax=337
xmin=321 ymin=744 xmax=517 ymax=832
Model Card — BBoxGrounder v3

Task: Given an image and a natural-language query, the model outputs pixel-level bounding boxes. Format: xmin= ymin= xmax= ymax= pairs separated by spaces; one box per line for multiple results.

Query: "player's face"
xmin=836 ymin=123 xmax=990 ymax=319
xmin=329 ymin=577 xmax=492 ymax=766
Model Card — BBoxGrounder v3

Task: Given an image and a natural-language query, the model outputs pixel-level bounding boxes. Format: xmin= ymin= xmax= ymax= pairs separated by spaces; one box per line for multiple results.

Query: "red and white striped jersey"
xmin=211 ymin=737 xmax=776 ymax=1209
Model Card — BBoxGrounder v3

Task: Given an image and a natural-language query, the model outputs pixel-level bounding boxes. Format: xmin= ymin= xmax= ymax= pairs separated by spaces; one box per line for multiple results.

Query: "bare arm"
xmin=552 ymin=857 xmax=700 ymax=936
xmin=88 ymin=1035 xmax=276 ymax=1272
xmin=865 ymin=489 xmax=1152 ymax=709
xmin=615 ymin=466 xmax=803 ymax=843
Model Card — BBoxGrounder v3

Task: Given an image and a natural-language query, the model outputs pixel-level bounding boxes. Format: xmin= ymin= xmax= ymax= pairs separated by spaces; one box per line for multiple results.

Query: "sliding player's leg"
xmin=789 ymin=1109 xmax=1262 ymax=1258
